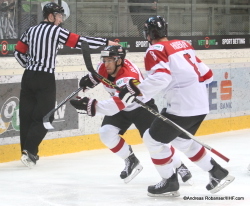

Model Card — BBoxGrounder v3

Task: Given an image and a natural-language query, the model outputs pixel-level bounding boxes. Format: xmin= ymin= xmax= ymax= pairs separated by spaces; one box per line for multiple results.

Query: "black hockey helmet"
xmin=143 ymin=16 xmax=168 ymax=41
xmin=101 ymin=46 xmax=126 ymax=61
xmin=101 ymin=46 xmax=126 ymax=74
xmin=43 ymin=2 xmax=64 ymax=19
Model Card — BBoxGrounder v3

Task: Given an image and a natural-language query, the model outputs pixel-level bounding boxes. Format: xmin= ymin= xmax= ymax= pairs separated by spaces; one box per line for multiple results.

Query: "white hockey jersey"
xmin=95 ymin=59 xmax=150 ymax=116
xmin=138 ymin=40 xmax=213 ymax=116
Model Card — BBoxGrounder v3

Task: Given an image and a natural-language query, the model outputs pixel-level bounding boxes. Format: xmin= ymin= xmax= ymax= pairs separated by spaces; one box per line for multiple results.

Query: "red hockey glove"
xmin=119 ymin=79 xmax=142 ymax=104
xmin=70 ymin=97 xmax=97 ymax=116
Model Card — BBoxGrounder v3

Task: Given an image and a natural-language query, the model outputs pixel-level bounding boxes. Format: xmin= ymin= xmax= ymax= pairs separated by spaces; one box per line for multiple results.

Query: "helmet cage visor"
xmin=101 ymin=56 xmax=120 ymax=64
xmin=53 ymin=12 xmax=66 ymax=21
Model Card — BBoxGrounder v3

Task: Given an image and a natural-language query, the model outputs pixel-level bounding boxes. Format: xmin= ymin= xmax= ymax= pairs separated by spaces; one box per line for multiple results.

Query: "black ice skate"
xmin=176 ymin=163 xmax=192 ymax=185
xmin=21 ymin=150 xmax=39 ymax=168
xmin=120 ymin=146 xmax=143 ymax=183
xmin=147 ymin=173 xmax=180 ymax=197
xmin=206 ymin=158 xmax=235 ymax=194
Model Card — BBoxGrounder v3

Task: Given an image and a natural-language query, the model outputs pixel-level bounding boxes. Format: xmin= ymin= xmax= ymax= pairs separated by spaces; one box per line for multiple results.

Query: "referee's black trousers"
xmin=19 ymin=70 xmax=56 ymax=155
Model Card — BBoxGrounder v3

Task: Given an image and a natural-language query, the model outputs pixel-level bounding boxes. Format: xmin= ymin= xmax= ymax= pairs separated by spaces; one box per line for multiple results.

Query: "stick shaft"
xmin=43 ymin=87 xmax=83 ymax=129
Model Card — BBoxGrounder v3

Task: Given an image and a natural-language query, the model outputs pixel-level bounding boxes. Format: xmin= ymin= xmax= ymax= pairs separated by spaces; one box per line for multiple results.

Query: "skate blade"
xmin=21 ymin=155 xmax=35 ymax=169
xmin=124 ymin=164 xmax=143 ymax=184
xmin=147 ymin=190 xmax=180 ymax=197
xmin=182 ymin=179 xmax=193 ymax=186
xmin=209 ymin=174 xmax=235 ymax=194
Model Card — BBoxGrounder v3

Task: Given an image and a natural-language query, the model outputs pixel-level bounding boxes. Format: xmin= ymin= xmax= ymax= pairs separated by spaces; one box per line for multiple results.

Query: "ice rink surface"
xmin=0 ymin=129 xmax=250 ymax=206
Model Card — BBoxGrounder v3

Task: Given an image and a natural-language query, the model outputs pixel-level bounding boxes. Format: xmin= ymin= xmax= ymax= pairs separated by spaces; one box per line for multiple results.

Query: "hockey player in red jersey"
xmin=118 ymin=16 xmax=235 ymax=195
xmin=70 ymin=45 xmax=192 ymax=184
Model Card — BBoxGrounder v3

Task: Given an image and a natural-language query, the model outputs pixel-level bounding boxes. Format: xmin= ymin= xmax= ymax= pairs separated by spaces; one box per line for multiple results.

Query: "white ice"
xmin=0 ymin=129 xmax=250 ymax=206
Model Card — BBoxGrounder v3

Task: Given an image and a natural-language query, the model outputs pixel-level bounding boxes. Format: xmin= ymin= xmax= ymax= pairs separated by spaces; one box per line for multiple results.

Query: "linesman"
xmin=14 ymin=2 xmax=118 ymax=168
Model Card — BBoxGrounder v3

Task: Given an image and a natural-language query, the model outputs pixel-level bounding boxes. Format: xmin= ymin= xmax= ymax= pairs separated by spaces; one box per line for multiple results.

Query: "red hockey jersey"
xmin=95 ymin=59 xmax=150 ymax=116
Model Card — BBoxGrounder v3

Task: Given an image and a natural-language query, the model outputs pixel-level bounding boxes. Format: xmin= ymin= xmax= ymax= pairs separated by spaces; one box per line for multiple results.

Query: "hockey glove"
xmin=70 ymin=97 xmax=97 ymax=116
xmin=79 ymin=73 xmax=100 ymax=91
xmin=119 ymin=79 xmax=142 ymax=104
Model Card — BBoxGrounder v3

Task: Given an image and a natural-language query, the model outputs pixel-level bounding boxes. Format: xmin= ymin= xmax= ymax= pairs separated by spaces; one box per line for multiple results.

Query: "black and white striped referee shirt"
xmin=14 ymin=21 xmax=108 ymax=73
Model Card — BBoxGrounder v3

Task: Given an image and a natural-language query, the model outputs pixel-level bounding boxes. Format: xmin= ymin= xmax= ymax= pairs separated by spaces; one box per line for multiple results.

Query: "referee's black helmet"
xmin=43 ymin=2 xmax=64 ymax=19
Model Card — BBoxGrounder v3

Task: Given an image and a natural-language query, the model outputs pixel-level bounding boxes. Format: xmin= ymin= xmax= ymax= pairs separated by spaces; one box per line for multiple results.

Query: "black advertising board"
xmin=1 ymin=35 xmax=249 ymax=57
xmin=0 ymin=79 xmax=78 ymax=138
xmin=187 ymin=35 xmax=249 ymax=50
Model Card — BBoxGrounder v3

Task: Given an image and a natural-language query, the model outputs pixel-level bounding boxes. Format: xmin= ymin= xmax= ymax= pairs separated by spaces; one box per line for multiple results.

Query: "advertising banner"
xmin=1 ymin=35 xmax=250 ymax=57
xmin=0 ymin=39 xmax=17 ymax=57
xmin=207 ymin=66 xmax=250 ymax=120
xmin=0 ymin=79 xmax=78 ymax=139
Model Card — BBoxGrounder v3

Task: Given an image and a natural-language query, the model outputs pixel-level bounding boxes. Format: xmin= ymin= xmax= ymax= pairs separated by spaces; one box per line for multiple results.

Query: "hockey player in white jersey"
xmin=118 ymin=16 xmax=235 ymax=196
xmin=70 ymin=45 xmax=192 ymax=184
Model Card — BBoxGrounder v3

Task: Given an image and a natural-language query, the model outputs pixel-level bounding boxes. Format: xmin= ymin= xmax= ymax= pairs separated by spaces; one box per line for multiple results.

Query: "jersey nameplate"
xmin=170 ymin=41 xmax=189 ymax=50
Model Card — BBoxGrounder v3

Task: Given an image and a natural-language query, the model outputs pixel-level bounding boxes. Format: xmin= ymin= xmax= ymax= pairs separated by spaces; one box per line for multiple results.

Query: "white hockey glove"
xmin=70 ymin=97 xmax=97 ymax=116
xmin=118 ymin=79 xmax=142 ymax=104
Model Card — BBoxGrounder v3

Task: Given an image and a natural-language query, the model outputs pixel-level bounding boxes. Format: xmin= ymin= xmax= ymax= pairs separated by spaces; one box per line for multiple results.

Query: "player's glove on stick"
xmin=79 ymin=73 xmax=100 ymax=91
xmin=70 ymin=97 xmax=97 ymax=116
xmin=119 ymin=79 xmax=142 ymax=104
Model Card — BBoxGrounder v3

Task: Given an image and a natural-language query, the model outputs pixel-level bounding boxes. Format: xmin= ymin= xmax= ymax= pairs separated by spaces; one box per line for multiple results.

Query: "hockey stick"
xmin=43 ymin=87 xmax=83 ymax=130
xmin=81 ymin=41 xmax=230 ymax=162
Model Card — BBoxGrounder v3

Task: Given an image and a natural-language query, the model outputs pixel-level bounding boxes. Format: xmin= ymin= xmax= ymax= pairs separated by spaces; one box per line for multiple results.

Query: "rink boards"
xmin=1 ymin=49 xmax=250 ymax=163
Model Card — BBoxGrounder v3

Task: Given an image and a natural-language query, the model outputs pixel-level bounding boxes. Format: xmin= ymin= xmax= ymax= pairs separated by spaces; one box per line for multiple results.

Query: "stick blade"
xmin=43 ymin=121 xmax=54 ymax=130
xmin=43 ymin=115 xmax=54 ymax=130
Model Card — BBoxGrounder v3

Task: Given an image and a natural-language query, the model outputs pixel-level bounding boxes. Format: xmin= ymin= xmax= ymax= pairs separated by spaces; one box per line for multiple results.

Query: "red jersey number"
xmin=183 ymin=53 xmax=204 ymax=82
